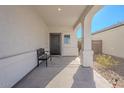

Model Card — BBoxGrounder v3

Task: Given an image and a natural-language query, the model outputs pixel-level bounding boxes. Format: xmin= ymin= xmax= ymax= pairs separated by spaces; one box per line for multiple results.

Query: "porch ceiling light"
xmin=58 ymin=8 xmax=62 ymax=12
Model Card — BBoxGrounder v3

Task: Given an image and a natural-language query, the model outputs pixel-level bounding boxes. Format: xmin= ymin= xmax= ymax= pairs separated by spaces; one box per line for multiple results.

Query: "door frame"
xmin=49 ymin=33 xmax=62 ymax=55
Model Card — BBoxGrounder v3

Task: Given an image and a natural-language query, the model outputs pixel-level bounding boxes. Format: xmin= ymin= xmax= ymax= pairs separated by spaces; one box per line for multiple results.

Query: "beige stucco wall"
xmin=0 ymin=6 xmax=48 ymax=87
xmin=0 ymin=6 xmax=79 ymax=87
xmin=48 ymin=26 xmax=78 ymax=56
xmin=0 ymin=6 xmax=48 ymax=58
xmin=92 ymin=25 xmax=124 ymax=58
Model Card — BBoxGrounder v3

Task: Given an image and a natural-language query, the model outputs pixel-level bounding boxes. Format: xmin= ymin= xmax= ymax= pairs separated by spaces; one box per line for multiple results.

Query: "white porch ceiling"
xmin=34 ymin=5 xmax=87 ymax=27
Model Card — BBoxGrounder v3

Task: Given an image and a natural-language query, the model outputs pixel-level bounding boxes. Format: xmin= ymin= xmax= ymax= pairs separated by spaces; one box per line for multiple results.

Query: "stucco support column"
xmin=75 ymin=6 xmax=103 ymax=67
xmin=81 ymin=17 xmax=93 ymax=67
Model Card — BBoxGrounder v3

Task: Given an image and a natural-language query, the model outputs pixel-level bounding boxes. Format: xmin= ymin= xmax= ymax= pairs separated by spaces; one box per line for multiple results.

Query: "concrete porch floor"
xmin=13 ymin=56 xmax=112 ymax=88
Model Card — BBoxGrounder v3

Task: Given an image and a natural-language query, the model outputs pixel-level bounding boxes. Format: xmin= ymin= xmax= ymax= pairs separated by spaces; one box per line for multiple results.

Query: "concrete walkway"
xmin=13 ymin=57 xmax=112 ymax=88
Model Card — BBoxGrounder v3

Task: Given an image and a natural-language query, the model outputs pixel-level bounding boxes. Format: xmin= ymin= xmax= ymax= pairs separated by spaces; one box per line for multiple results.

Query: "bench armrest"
xmin=45 ymin=50 xmax=50 ymax=55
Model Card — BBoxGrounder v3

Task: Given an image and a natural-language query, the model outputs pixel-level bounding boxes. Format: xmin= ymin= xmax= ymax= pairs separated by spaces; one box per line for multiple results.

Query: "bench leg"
xmin=50 ymin=57 xmax=52 ymax=61
xmin=46 ymin=60 xmax=47 ymax=67
xmin=37 ymin=60 xmax=39 ymax=67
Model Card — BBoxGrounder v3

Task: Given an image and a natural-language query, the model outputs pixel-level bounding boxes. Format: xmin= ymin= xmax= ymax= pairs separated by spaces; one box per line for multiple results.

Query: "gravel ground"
xmin=93 ymin=55 xmax=124 ymax=88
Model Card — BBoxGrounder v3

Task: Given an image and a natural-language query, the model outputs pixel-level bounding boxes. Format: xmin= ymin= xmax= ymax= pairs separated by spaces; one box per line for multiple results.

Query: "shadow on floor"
xmin=13 ymin=56 xmax=77 ymax=88
xmin=71 ymin=66 xmax=96 ymax=88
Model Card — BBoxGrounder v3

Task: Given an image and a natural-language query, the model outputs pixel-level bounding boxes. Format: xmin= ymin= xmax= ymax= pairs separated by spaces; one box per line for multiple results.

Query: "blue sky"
xmin=76 ymin=5 xmax=124 ymax=39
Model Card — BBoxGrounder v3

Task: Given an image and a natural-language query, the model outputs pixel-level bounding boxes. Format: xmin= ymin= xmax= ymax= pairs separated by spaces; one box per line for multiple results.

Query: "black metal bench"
xmin=37 ymin=48 xmax=52 ymax=67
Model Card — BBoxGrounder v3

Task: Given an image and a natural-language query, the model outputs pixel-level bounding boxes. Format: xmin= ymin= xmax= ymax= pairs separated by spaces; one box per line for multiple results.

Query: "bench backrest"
xmin=37 ymin=48 xmax=45 ymax=57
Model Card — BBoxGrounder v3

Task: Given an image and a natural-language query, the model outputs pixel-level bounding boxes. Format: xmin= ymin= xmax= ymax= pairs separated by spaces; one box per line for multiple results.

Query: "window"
xmin=64 ymin=35 xmax=70 ymax=44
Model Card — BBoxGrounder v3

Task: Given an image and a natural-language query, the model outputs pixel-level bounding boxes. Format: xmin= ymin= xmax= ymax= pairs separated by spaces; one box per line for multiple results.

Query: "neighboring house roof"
xmin=92 ymin=22 xmax=124 ymax=35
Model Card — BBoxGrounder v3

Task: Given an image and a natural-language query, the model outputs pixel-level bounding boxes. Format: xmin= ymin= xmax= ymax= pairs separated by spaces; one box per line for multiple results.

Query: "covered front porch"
xmin=14 ymin=57 xmax=111 ymax=88
xmin=0 ymin=5 xmax=112 ymax=88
